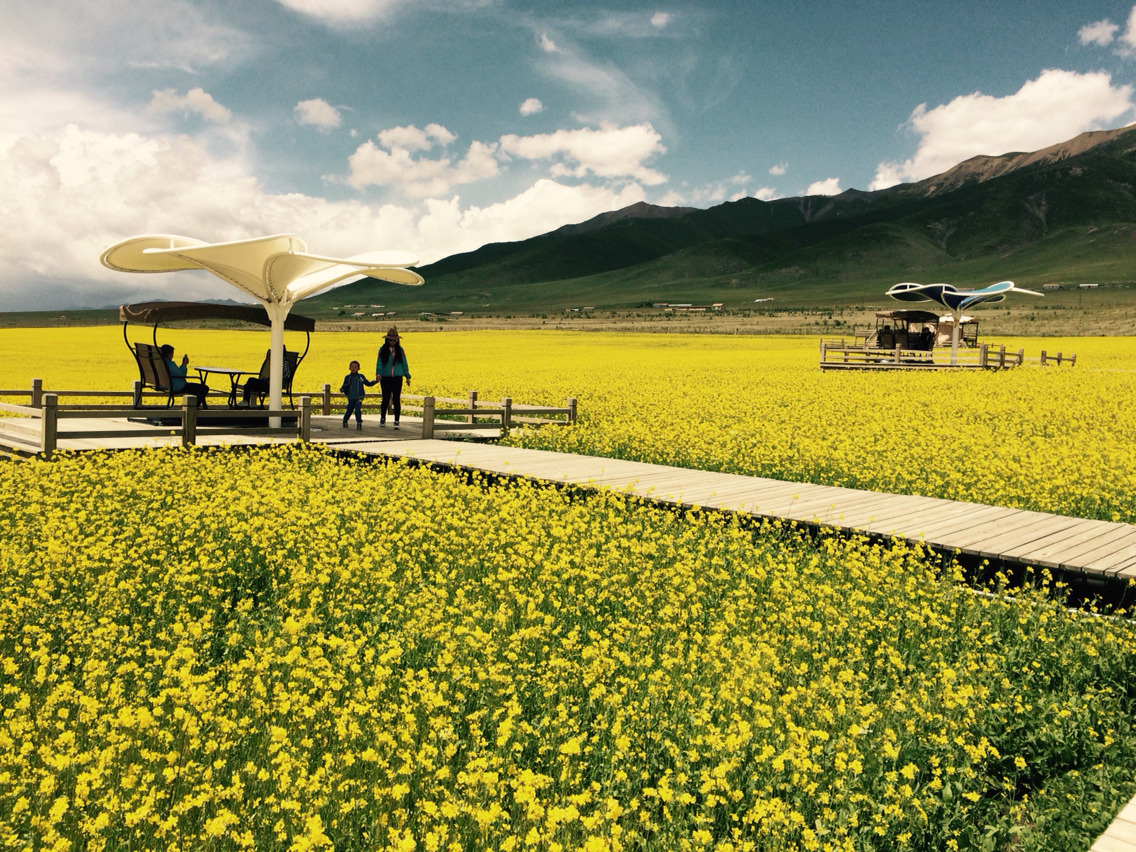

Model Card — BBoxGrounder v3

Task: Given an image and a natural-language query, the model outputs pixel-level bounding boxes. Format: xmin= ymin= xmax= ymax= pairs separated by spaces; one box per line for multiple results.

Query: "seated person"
xmin=241 ymin=376 xmax=269 ymax=407
xmin=159 ymin=344 xmax=209 ymax=407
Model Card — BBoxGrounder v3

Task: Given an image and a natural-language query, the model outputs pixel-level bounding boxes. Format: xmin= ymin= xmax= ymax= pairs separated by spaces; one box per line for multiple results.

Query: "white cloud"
xmin=753 ymin=187 xmax=779 ymax=201
xmin=415 ymin=179 xmax=647 ymax=258
xmin=294 ymin=98 xmax=342 ymax=129
xmin=273 ymin=0 xmax=404 ymax=24
xmin=651 ymin=12 xmax=671 ymax=28
xmin=1124 ymin=5 xmax=1136 ymax=50
xmin=0 ymin=120 xmax=654 ymax=308
xmin=870 ymin=69 xmax=1135 ymax=189
xmin=768 ymin=161 xmax=787 ymax=176
xmin=499 ymin=123 xmax=666 ymax=184
xmin=346 ymin=123 xmax=489 ymax=199
xmin=148 ymin=88 xmax=233 ymax=124
xmin=539 ymin=33 xmax=559 ymax=53
xmin=1080 ymin=18 xmax=1120 ymax=46
xmin=805 ymin=178 xmax=842 ymax=196
xmin=520 ymin=98 xmax=544 ymax=116
xmin=377 ymin=123 xmax=456 ymax=151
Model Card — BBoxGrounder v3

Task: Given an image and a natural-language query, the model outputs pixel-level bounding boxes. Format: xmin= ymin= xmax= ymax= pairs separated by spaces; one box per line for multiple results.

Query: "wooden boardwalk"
xmin=336 ymin=438 xmax=1136 ymax=583
xmin=5 ymin=417 xmax=1136 ymax=845
xmin=1093 ymin=793 xmax=1136 ymax=852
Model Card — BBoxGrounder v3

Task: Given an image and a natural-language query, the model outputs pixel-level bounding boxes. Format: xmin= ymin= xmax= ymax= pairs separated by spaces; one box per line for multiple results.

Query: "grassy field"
xmin=3 ymin=327 xmax=1136 ymax=850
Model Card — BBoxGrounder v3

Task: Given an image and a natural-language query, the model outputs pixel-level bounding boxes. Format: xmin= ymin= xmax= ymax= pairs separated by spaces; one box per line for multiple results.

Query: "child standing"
xmin=340 ymin=360 xmax=376 ymax=429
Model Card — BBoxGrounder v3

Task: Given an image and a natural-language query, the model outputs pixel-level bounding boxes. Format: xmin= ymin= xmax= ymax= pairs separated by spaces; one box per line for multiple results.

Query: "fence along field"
xmin=3 ymin=326 xmax=1136 ymax=850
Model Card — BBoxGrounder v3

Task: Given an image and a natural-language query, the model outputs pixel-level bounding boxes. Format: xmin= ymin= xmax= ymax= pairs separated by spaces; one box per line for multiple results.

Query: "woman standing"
xmin=376 ymin=327 xmax=410 ymax=428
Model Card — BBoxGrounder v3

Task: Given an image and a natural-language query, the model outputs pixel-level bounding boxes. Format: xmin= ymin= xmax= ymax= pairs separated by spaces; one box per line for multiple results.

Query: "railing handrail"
xmin=819 ymin=339 xmax=1069 ymax=370
xmin=1 ymin=383 xmax=577 ymax=457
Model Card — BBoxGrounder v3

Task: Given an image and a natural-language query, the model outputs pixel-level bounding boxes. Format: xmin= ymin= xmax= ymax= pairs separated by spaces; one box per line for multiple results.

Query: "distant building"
xmin=1042 ymin=284 xmax=1060 ymax=291
xmin=1078 ymin=283 xmax=1099 ymax=289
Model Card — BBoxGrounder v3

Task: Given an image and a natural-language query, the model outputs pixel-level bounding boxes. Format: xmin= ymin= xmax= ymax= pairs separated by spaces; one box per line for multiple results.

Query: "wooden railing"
xmin=0 ymin=394 xmax=311 ymax=459
xmin=0 ymin=381 xmax=577 ymax=457
xmin=819 ymin=340 xmax=1076 ymax=370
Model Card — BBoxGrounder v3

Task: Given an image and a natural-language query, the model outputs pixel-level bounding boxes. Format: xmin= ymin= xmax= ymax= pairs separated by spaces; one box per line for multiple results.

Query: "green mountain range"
xmin=312 ymin=124 xmax=1136 ymax=316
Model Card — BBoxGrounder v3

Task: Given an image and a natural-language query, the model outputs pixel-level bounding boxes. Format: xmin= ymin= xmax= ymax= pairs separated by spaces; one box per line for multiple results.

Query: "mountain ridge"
xmin=315 ymin=123 xmax=1136 ymax=313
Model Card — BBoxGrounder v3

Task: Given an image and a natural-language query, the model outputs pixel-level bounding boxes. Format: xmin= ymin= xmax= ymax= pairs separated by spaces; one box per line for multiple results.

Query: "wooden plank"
xmin=770 ymin=490 xmax=935 ymax=522
xmin=835 ymin=498 xmax=1001 ymax=536
xmin=1091 ymin=830 xmax=1136 ymax=852
xmin=1107 ymin=555 xmax=1136 ymax=580
xmin=1011 ymin=521 xmax=1136 ymax=567
xmin=1076 ymin=535 xmax=1136 ymax=576
xmin=966 ymin=514 xmax=1085 ymax=558
xmin=885 ymin=504 xmax=1019 ymax=541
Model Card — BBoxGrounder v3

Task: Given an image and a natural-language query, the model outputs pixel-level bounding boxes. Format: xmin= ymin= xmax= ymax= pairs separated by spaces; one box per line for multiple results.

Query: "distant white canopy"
xmin=101 ymin=233 xmax=423 ymax=413
xmin=886 ymin=279 xmax=1042 ymax=364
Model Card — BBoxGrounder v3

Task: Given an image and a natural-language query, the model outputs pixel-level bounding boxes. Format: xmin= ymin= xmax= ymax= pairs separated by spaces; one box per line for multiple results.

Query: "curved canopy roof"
xmin=887 ymin=280 xmax=1042 ymax=311
xmin=119 ymin=301 xmax=315 ymax=331
xmin=101 ymin=233 xmax=423 ymax=306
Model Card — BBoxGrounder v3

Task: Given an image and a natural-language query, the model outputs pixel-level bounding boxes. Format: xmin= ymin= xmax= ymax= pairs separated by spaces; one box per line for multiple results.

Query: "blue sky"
xmin=3 ymin=0 xmax=1136 ymax=309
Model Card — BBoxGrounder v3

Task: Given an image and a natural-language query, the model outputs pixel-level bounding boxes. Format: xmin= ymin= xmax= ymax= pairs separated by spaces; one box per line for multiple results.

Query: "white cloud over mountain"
xmin=871 ymin=69 xmax=1135 ymax=190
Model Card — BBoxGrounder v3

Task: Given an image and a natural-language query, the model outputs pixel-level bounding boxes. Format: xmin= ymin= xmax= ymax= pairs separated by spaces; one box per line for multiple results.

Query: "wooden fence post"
xmin=321 ymin=383 xmax=331 ymax=416
xmin=299 ymin=396 xmax=311 ymax=442
xmin=567 ymin=397 xmax=577 ymax=425
xmin=998 ymin=345 xmax=1006 ymax=368
xmin=41 ymin=393 xmax=57 ymax=458
xmin=502 ymin=397 xmax=512 ymax=431
xmin=979 ymin=343 xmax=988 ymax=368
xmin=182 ymin=396 xmax=197 ymax=447
xmin=31 ymin=378 xmax=43 ymax=408
xmin=422 ymin=396 xmax=435 ymax=439
xmin=893 ymin=346 xmax=902 ymax=365
xmin=1040 ymin=350 xmax=1048 ymax=366
xmin=468 ymin=390 xmax=478 ymax=424
xmin=1016 ymin=348 xmax=1024 ymax=366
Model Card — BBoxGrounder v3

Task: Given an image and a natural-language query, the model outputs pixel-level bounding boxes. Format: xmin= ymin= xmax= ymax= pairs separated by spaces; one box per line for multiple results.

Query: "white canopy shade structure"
xmin=101 ymin=233 xmax=423 ymax=416
xmin=887 ymin=280 xmax=1042 ymax=364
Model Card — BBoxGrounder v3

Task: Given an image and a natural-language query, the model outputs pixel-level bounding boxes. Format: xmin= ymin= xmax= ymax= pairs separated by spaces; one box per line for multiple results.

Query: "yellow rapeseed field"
xmin=3 ymin=327 xmax=1136 ymax=850
xmin=2 ymin=445 xmax=1135 ymax=851
xmin=3 ymin=327 xmax=1134 ymax=521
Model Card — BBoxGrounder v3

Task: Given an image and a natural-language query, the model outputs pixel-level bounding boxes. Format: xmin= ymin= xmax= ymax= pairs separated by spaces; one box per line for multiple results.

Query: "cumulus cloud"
xmin=346 ymin=127 xmax=498 ymax=197
xmin=377 ymin=123 xmax=456 ymax=151
xmin=1080 ymin=18 xmax=1120 ymax=46
xmin=0 ymin=120 xmax=655 ymax=308
xmin=870 ymin=69 xmax=1135 ymax=189
xmin=539 ymin=33 xmax=559 ymax=53
xmin=1078 ymin=6 xmax=1136 ymax=52
xmin=805 ymin=178 xmax=842 ymax=196
xmin=651 ymin=12 xmax=671 ymax=28
xmin=294 ymin=98 xmax=341 ymax=129
xmin=499 ymin=123 xmax=667 ymax=184
xmin=148 ymin=87 xmax=232 ymax=123
xmin=520 ymin=98 xmax=544 ymax=116
xmin=768 ymin=161 xmax=788 ymax=176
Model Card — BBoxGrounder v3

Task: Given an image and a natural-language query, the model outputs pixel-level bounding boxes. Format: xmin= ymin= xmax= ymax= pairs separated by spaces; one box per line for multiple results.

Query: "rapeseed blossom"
xmin=3 ymin=328 xmax=1133 ymax=521
xmin=2 ymin=444 xmax=1136 ymax=850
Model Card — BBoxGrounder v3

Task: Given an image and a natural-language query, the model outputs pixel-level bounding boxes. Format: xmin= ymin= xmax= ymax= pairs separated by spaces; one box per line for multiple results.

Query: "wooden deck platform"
xmin=335 ymin=439 xmax=1136 ymax=583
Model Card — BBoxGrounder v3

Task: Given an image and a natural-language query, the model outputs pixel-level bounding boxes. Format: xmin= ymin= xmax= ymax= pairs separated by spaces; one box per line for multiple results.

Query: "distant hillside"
xmin=310 ymin=124 xmax=1136 ymax=315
